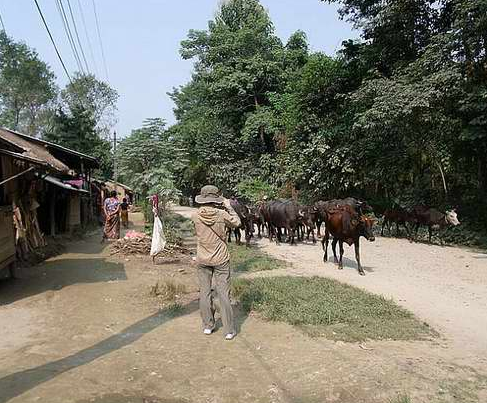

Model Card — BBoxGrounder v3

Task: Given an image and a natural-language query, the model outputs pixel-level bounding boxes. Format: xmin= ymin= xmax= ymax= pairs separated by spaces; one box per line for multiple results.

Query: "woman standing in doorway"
xmin=102 ymin=191 xmax=120 ymax=242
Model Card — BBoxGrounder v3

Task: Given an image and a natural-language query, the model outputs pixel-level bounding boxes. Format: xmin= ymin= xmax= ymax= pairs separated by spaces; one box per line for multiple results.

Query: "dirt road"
xmin=0 ymin=208 xmax=486 ymax=403
xmin=175 ymin=206 xmax=487 ymax=367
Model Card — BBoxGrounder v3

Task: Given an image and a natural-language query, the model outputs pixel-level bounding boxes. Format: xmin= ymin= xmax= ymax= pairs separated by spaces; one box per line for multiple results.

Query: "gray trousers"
xmin=197 ymin=261 xmax=235 ymax=334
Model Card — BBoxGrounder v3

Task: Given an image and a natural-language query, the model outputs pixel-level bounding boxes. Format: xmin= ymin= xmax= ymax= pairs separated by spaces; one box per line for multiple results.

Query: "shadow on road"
xmin=0 ymin=301 xmax=199 ymax=403
xmin=0 ymin=258 xmax=126 ymax=306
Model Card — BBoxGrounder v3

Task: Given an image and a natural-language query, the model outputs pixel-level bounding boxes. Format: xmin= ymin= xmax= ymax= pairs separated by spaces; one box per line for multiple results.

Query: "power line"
xmin=56 ymin=0 xmax=84 ymax=74
xmin=76 ymin=0 xmax=99 ymax=76
xmin=32 ymin=0 xmax=72 ymax=83
xmin=66 ymin=0 xmax=90 ymax=74
xmin=91 ymin=0 xmax=109 ymax=81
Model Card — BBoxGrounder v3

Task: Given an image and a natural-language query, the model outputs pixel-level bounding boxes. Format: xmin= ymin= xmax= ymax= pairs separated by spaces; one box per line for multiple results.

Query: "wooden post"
xmin=50 ymin=186 xmax=56 ymax=236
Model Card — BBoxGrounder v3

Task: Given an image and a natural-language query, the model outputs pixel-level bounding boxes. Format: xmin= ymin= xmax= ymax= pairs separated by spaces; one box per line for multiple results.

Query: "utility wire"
xmin=76 ymin=0 xmax=99 ymax=76
xmin=66 ymin=0 xmax=90 ymax=74
xmin=91 ymin=0 xmax=109 ymax=81
xmin=0 ymin=5 xmax=6 ymax=33
xmin=32 ymin=0 xmax=72 ymax=83
xmin=56 ymin=0 xmax=84 ymax=74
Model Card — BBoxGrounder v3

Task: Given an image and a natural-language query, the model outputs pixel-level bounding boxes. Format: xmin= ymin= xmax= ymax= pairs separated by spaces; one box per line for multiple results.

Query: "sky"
xmin=0 ymin=0 xmax=357 ymax=137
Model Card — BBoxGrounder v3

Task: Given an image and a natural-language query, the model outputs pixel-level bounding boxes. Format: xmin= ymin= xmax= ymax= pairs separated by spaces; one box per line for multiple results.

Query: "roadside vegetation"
xmin=229 ymin=243 xmax=287 ymax=273
xmin=232 ymin=276 xmax=436 ymax=342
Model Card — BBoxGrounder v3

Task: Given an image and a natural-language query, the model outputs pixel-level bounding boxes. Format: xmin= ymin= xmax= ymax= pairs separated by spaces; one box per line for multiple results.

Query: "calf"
xmin=410 ymin=206 xmax=460 ymax=244
xmin=381 ymin=208 xmax=414 ymax=237
xmin=321 ymin=205 xmax=376 ymax=275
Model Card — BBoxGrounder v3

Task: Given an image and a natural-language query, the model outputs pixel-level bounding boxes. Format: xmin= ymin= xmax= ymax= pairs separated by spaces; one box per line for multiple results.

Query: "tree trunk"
xmin=478 ymin=154 xmax=487 ymax=196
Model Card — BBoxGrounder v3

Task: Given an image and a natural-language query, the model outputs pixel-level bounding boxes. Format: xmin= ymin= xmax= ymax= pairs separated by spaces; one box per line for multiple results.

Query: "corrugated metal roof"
xmin=0 ymin=128 xmax=72 ymax=174
xmin=8 ymin=128 xmax=99 ymax=166
xmin=42 ymin=175 xmax=89 ymax=194
xmin=0 ymin=148 xmax=49 ymax=167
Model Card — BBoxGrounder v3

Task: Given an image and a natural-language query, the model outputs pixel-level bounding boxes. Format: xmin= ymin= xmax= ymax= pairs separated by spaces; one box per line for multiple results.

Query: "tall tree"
xmin=61 ymin=72 xmax=118 ymax=138
xmin=117 ymin=118 xmax=187 ymax=207
xmin=45 ymin=105 xmax=113 ymax=178
xmin=0 ymin=31 xmax=57 ymax=135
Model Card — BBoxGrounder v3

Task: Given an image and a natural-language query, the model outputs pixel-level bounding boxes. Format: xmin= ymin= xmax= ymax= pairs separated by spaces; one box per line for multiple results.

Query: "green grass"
xmin=232 ymin=276 xmax=436 ymax=342
xmin=229 ymin=243 xmax=287 ymax=273
xmin=389 ymin=395 xmax=411 ymax=403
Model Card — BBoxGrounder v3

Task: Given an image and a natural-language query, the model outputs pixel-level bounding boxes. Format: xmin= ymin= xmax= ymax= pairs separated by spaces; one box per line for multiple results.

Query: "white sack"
xmin=150 ymin=216 xmax=166 ymax=256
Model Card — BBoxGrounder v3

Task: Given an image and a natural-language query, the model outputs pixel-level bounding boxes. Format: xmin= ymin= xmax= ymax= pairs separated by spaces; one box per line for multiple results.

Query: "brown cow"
xmin=315 ymin=198 xmax=373 ymax=237
xmin=321 ymin=206 xmax=376 ymax=275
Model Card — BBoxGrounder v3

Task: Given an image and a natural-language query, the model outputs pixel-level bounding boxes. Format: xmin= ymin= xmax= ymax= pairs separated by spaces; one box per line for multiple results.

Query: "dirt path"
xmin=174 ymin=206 xmax=487 ymax=368
xmin=0 ymin=208 xmax=486 ymax=403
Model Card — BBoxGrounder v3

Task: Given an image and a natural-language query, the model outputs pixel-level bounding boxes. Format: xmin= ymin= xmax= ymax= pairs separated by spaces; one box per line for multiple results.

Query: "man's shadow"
xmin=0 ymin=301 xmax=198 ymax=403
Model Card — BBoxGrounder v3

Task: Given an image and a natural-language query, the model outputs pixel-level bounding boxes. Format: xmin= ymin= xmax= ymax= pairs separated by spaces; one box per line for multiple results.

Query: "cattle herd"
xmin=227 ymin=197 xmax=460 ymax=276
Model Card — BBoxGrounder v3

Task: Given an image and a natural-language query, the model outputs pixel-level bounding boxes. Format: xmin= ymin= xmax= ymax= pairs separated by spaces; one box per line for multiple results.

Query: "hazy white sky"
xmin=0 ymin=0 xmax=356 ymax=136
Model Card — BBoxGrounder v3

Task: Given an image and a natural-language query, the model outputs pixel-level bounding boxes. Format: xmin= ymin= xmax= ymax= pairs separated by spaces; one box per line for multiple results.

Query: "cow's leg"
xmin=245 ymin=228 xmax=251 ymax=247
xmin=257 ymin=223 xmax=262 ymax=238
xmin=276 ymin=227 xmax=282 ymax=244
xmin=404 ymin=222 xmax=411 ymax=238
xmin=235 ymin=228 xmax=241 ymax=245
xmin=396 ymin=221 xmax=401 ymax=236
xmin=355 ymin=239 xmax=365 ymax=275
xmin=338 ymin=240 xmax=344 ymax=270
xmin=332 ymin=238 xmax=339 ymax=264
xmin=322 ymin=230 xmax=329 ymax=263
xmin=289 ymin=226 xmax=296 ymax=245
xmin=308 ymin=227 xmax=316 ymax=244
xmin=414 ymin=223 xmax=420 ymax=241
xmin=317 ymin=220 xmax=322 ymax=237
xmin=381 ymin=219 xmax=386 ymax=236
xmin=428 ymin=225 xmax=432 ymax=243
xmin=227 ymin=228 xmax=232 ymax=243
xmin=439 ymin=227 xmax=445 ymax=246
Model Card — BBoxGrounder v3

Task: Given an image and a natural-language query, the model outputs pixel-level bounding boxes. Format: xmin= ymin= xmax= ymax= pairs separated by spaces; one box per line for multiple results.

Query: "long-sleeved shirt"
xmin=191 ymin=205 xmax=241 ymax=266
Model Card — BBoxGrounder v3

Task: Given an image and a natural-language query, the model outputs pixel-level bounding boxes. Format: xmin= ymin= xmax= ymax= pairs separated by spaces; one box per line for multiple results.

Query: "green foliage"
xmin=60 ymin=72 xmax=119 ymax=137
xmin=169 ymin=0 xmax=487 ymax=241
xmin=117 ymin=118 xmax=185 ymax=212
xmin=236 ymin=178 xmax=276 ymax=203
xmin=232 ymin=276 xmax=435 ymax=342
xmin=0 ymin=31 xmax=57 ymax=134
xmin=44 ymin=105 xmax=113 ymax=178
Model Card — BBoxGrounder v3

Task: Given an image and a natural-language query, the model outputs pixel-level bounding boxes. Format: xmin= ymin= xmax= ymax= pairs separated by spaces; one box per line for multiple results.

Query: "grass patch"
xmin=150 ymin=279 xmax=187 ymax=302
xmin=232 ymin=276 xmax=436 ymax=342
xmin=229 ymin=243 xmax=286 ymax=273
xmin=389 ymin=394 xmax=411 ymax=403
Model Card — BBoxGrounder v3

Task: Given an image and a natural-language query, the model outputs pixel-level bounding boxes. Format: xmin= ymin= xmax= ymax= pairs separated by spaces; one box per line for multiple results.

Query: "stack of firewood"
xmin=14 ymin=198 xmax=47 ymax=261
xmin=110 ymin=237 xmax=189 ymax=257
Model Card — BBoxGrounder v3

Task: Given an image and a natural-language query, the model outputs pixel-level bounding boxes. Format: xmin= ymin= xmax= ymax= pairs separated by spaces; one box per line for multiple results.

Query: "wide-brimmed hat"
xmin=195 ymin=185 xmax=224 ymax=205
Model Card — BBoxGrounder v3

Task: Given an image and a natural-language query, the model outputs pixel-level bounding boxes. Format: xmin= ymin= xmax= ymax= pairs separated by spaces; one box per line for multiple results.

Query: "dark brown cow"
xmin=410 ymin=206 xmax=460 ymax=244
xmin=315 ymin=198 xmax=373 ymax=237
xmin=381 ymin=208 xmax=414 ymax=237
xmin=250 ymin=205 xmax=266 ymax=238
xmin=321 ymin=205 xmax=376 ymax=275
xmin=297 ymin=205 xmax=318 ymax=243
xmin=226 ymin=198 xmax=254 ymax=247
xmin=266 ymin=200 xmax=302 ymax=244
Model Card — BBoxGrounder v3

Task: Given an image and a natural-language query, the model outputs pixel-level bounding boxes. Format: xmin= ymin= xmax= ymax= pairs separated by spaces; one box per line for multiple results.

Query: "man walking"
xmin=192 ymin=185 xmax=241 ymax=340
